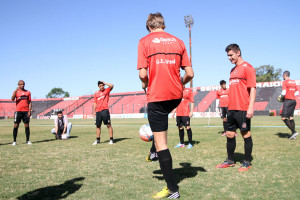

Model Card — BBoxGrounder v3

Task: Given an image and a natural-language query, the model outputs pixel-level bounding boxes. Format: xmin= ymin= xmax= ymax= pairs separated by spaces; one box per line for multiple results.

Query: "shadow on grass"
xmin=234 ymin=152 xmax=253 ymax=164
xmin=276 ymin=132 xmax=290 ymax=138
xmin=34 ymin=136 xmax=78 ymax=144
xmin=153 ymin=162 xmax=206 ymax=184
xmin=17 ymin=177 xmax=85 ymax=200
xmin=0 ymin=142 xmax=13 ymax=146
xmin=187 ymin=141 xmax=200 ymax=146
xmin=103 ymin=137 xmax=131 ymax=143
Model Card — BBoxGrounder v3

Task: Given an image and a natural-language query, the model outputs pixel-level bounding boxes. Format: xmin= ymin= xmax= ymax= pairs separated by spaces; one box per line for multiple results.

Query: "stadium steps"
xmin=193 ymin=90 xmax=209 ymax=112
xmin=31 ymin=99 xmax=62 ymax=118
xmin=67 ymin=97 xmax=92 ymax=115
xmin=197 ymin=91 xmax=217 ymax=112
xmin=38 ymin=100 xmax=77 ymax=116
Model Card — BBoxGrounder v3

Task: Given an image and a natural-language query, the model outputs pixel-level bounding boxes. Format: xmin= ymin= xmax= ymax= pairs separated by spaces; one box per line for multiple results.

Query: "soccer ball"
xmin=139 ymin=124 xmax=153 ymax=142
xmin=61 ymin=134 xmax=68 ymax=140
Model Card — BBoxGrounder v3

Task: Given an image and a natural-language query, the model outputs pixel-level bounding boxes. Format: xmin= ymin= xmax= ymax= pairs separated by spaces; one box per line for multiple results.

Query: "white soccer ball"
xmin=61 ymin=134 xmax=68 ymax=140
xmin=139 ymin=124 xmax=153 ymax=142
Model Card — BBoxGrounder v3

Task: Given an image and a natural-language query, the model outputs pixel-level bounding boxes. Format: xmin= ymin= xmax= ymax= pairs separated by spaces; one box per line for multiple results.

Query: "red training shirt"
xmin=228 ymin=62 xmax=256 ymax=111
xmin=137 ymin=31 xmax=191 ymax=102
xmin=176 ymin=88 xmax=194 ymax=116
xmin=282 ymin=79 xmax=298 ymax=100
xmin=216 ymin=88 xmax=229 ymax=108
xmin=94 ymin=87 xmax=112 ymax=112
xmin=13 ymin=89 xmax=31 ymax=112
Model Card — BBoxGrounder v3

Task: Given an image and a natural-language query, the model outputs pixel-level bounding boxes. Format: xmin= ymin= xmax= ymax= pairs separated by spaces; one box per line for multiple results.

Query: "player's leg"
xmin=174 ymin=117 xmax=185 ymax=148
xmin=281 ymin=100 xmax=294 ymax=133
xmin=216 ymin=110 xmax=236 ymax=168
xmin=66 ymin=122 xmax=72 ymax=138
xmin=103 ymin=110 xmax=113 ymax=144
xmin=106 ymin=124 xmax=114 ymax=144
xmin=23 ymin=111 xmax=31 ymax=144
xmin=12 ymin=112 xmax=21 ymax=145
xmin=185 ymin=117 xmax=193 ymax=149
xmin=93 ymin=112 xmax=102 ymax=145
xmin=147 ymin=137 xmax=158 ymax=162
xmin=149 ymin=100 xmax=180 ymax=199
xmin=288 ymin=100 xmax=298 ymax=139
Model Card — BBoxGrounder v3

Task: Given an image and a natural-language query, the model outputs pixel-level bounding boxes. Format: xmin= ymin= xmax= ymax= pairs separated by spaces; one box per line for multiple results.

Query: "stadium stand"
xmin=1 ymin=81 xmax=299 ymax=118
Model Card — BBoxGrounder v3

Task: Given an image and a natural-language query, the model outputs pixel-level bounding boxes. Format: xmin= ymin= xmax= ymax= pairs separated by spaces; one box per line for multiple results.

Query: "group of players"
xmin=10 ymin=12 xmax=298 ymax=199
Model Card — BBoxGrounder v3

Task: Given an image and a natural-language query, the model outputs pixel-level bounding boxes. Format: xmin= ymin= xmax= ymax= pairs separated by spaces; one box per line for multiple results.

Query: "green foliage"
xmin=256 ymin=65 xmax=282 ymax=82
xmin=1 ymin=117 xmax=299 ymax=199
xmin=46 ymin=87 xmax=70 ymax=98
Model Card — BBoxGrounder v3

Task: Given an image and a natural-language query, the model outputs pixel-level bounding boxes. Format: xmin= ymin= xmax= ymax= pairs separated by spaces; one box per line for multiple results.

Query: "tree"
xmin=46 ymin=88 xmax=70 ymax=98
xmin=255 ymin=65 xmax=282 ymax=82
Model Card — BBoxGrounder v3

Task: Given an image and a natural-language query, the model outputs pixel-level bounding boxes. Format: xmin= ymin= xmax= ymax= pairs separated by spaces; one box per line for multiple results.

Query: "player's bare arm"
xmin=139 ymin=68 xmax=148 ymax=92
xmin=182 ymin=66 xmax=194 ymax=85
xmin=93 ymin=102 xmax=97 ymax=118
xmin=28 ymin=101 xmax=32 ymax=117
xmin=189 ymin=102 xmax=194 ymax=118
xmin=246 ymin=87 xmax=256 ymax=119
xmin=102 ymin=81 xmax=114 ymax=90
xmin=11 ymin=87 xmax=20 ymax=101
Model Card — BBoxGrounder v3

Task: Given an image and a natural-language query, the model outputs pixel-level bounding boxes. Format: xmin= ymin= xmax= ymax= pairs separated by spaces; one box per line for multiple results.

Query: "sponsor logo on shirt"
xmin=229 ymin=79 xmax=240 ymax=85
xmin=243 ymin=63 xmax=248 ymax=67
xmin=156 ymin=59 xmax=176 ymax=64
xmin=18 ymin=96 xmax=28 ymax=100
xmin=152 ymin=37 xmax=177 ymax=44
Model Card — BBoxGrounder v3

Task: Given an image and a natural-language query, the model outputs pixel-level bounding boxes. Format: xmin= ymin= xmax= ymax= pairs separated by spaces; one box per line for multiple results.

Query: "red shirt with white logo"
xmin=13 ymin=89 xmax=31 ymax=112
xmin=228 ymin=62 xmax=256 ymax=111
xmin=282 ymin=79 xmax=298 ymax=100
xmin=177 ymin=88 xmax=194 ymax=116
xmin=94 ymin=88 xmax=112 ymax=112
xmin=217 ymin=88 xmax=229 ymax=107
xmin=137 ymin=32 xmax=191 ymax=102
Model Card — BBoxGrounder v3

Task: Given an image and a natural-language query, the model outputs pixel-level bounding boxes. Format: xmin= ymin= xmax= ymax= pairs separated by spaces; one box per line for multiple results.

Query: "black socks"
xmin=226 ymin=137 xmax=236 ymax=162
xmin=25 ymin=127 xmax=30 ymax=142
xmin=283 ymin=119 xmax=295 ymax=133
xmin=96 ymin=137 xmax=100 ymax=143
xmin=244 ymin=136 xmax=253 ymax=162
xmin=150 ymin=138 xmax=156 ymax=153
xmin=187 ymin=128 xmax=192 ymax=144
xmin=289 ymin=119 xmax=296 ymax=133
xmin=179 ymin=129 xmax=184 ymax=144
xmin=13 ymin=127 xmax=18 ymax=142
xmin=157 ymin=149 xmax=178 ymax=192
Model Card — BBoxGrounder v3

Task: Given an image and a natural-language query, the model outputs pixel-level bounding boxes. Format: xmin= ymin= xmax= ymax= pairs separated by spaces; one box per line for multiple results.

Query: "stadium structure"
xmin=1 ymin=80 xmax=300 ymax=119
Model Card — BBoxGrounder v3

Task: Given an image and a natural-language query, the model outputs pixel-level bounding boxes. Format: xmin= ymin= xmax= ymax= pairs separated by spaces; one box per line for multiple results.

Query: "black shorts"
xmin=148 ymin=99 xmax=181 ymax=132
xmin=220 ymin=107 xmax=228 ymax=119
xmin=282 ymin=99 xmax=296 ymax=118
xmin=176 ymin=116 xmax=191 ymax=127
xmin=227 ymin=110 xmax=251 ymax=132
xmin=95 ymin=109 xmax=111 ymax=126
xmin=14 ymin=111 xmax=30 ymax=124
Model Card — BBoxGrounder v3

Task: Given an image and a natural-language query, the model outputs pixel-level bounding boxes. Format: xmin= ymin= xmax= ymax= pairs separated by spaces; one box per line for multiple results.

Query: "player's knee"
xmin=106 ymin=124 xmax=111 ymax=128
xmin=186 ymin=126 xmax=191 ymax=130
xmin=226 ymin=131 xmax=235 ymax=138
xmin=24 ymin=123 xmax=29 ymax=128
xmin=223 ymin=118 xmax=227 ymax=122
xmin=14 ymin=123 xmax=19 ymax=128
xmin=179 ymin=126 xmax=184 ymax=130
xmin=241 ymin=131 xmax=251 ymax=138
xmin=281 ymin=117 xmax=286 ymax=121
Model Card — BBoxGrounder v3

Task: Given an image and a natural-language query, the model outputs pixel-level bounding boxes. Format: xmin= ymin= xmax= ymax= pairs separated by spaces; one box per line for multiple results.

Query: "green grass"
xmin=0 ymin=116 xmax=299 ymax=200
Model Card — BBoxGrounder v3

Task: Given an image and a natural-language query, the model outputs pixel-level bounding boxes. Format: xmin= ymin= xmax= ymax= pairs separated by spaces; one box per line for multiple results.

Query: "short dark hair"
xmin=283 ymin=70 xmax=290 ymax=77
xmin=57 ymin=111 xmax=63 ymax=115
xmin=225 ymin=43 xmax=241 ymax=56
xmin=98 ymin=81 xmax=104 ymax=86
xmin=146 ymin=12 xmax=166 ymax=32
xmin=220 ymin=80 xmax=226 ymax=85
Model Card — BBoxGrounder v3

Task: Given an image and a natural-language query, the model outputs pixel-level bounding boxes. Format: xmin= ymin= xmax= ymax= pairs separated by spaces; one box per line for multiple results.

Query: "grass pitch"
xmin=0 ymin=116 xmax=299 ymax=200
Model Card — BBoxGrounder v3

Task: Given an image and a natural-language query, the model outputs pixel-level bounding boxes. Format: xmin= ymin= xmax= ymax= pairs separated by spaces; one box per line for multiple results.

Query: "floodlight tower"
xmin=184 ymin=15 xmax=194 ymax=88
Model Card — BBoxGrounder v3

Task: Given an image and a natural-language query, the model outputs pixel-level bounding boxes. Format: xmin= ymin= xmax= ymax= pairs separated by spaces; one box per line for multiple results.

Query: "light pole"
xmin=184 ymin=15 xmax=194 ymax=88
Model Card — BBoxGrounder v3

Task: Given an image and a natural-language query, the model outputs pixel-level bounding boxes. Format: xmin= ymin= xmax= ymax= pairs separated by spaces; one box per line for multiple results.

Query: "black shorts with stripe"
xmin=176 ymin=116 xmax=191 ymax=127
xmin=227 ymin=110 xmax=251 ymax=132
xmin=282 ymin=99 xmax=296 ymax=118
xmin=14 ymin=111 xmax=30 ymax=124
xmin=95 ymin=109 xmax=111 ymax=126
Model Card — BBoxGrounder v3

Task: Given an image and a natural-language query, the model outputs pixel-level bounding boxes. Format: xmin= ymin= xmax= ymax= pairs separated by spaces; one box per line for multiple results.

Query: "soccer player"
xmin=51 ymin=111 xmax=72 ymax=139
xmin=279 ymin=71 xmax=299 ymax=139
xmin=216 ymin=80 xmax=229 ymax=136
xmin=92 ymin=81 xmax=114 ymax=145
xmin=138 ymin=13 xmax=194 ymax=199
xmin=11 ymin=80 xmax=32 ymax=145
xmin=216 ymin=44 xmax=256 ymax=172
xmin=173 ymin=86 xmax=194 ymax=149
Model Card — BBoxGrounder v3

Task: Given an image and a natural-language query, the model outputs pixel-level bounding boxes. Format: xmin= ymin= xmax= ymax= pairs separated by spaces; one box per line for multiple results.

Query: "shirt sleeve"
xmin=246 ymin=66 xmax=256 ymax=88
xmin=282 ymin=81 xmax=286 ymax=90
xmin=216 ymin=91 xmax=220 ymax=99
xmin=94 ymin=92 xmax=97 ymax=103
xmin=181 ymin=45 xmax=191 ymax=69
xmin=28 ymin=91 xmax=31 ymax=101
xmin=137 ymin=40 xmax=148 ymax=70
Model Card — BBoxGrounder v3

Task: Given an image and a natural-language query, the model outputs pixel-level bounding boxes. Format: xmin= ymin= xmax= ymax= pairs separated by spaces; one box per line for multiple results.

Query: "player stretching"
xmin=216 ymin=80 xmax=229 ymax=136
xmin=279 ymin=71 xmax=299 ymax=139
xmin=11 ymin=80 xmax=32 ymax=145
xmin=173 ymin=86 xmax=194 ymax=149
xmin=216 ymin=44 xmax=256 ymax=172
xmin=138 ymin=13 xmax=193 ymax=199
xmin=92 ymin=81 xmax=114 ymax=145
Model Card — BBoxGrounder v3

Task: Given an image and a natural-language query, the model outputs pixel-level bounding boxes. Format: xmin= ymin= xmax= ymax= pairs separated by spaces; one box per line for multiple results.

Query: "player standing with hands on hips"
xmin=11 ymin=80 xmax=32 ymax=145
xmin=278 ymin=71 xmax=299 ymax=139
xmin=216 ymin=44 xmax=256 ymax=172
xmin=92 ymin=81 xmax=114 ymax=145
xmin=138 ymin=13 xmax=194 ymax=199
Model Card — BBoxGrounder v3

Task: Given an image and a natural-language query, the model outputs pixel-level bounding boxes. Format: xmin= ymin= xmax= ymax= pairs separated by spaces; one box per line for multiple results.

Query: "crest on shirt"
xmin=243 ymin=63 xmax=247 ymax=67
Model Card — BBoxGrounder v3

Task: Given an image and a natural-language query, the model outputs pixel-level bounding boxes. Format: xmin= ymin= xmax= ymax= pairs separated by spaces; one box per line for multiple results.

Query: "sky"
xmin=0 ymin=0 xmax=299 ymax=99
